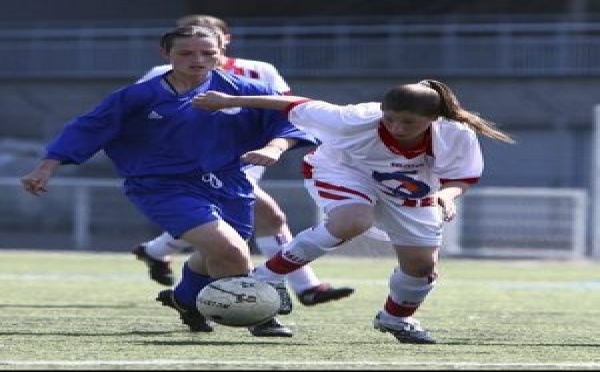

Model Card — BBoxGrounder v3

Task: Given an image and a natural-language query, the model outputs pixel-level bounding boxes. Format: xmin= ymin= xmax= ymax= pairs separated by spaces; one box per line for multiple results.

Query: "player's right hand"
xmin=21 ymin=171 xmax=51 ymax=196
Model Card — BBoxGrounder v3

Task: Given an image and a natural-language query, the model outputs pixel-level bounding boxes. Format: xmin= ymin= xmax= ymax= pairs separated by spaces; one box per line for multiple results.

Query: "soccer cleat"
xmin=269 ymin=281 xmax=293 ymax=315
xmin=373 ymin=311 xmax=437 ymax=344
xmin=132 ymin=245 xmax=175 ymax=286
xmin=156 ymin=289 xmax=214 ymax=332
xmin=297 ymin=283 xmax=355 ymax=306
xmin=248 ymin=317 xmax=293 ymax=337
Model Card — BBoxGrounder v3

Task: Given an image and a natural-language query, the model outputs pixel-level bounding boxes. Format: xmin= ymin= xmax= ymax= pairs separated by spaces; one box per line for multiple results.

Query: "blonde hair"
xmin=382 ymin=80 xmax=515 ymax=143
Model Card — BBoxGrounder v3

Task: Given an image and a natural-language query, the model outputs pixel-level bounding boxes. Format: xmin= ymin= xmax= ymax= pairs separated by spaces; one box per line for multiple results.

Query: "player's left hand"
xmin=241 ymin=145 xmax=283 ymax=166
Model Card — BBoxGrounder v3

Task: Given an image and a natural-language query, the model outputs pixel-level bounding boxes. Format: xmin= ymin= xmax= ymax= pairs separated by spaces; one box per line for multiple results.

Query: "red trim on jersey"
xmin=378 ymin=124 xmax=432 ymax=159
xmin=283 ymin=99 xmax=313 ymax=115
xmin=314 ymin=180 xmax=373 ymax=203
xmin=318 ymin=191 xmax=352 ymax=200
xmin=401 ymin=197 xmax=437 ymax=207
xmin=222 ymin=57 xmax=236 ymax=70
xmin=440 ymin=177 xmax=480 ymax=185
xmin=384 ymin=296 xmax=420 ymax=317
xmin=302 ymin=161 xmax=313 ymax=179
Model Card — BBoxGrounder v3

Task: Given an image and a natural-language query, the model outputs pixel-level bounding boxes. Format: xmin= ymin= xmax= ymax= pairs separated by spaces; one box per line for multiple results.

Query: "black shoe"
xmin=156 ymin=289 xmax=214 ymax=332
xmin=249 ymin=318 xmax=293 ymax=337
xmin=132 ymin=245 xmax=175 ymax=286
xmin=269 ymin=281 xmax=293 ymax=315
xmin=373 ymin=311 xmax=436 ymax=344
xmin=297 ymin=283 xmax=355 ymax=306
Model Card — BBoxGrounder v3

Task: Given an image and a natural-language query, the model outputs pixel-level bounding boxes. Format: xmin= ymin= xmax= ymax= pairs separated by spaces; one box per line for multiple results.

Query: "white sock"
xmin=254 ymin=222 xmax=343 ymax=284
xmin=143 ymin=232 xmax=191 ymax=261
xmin=255 ymin=228 xmax=321 ymax=294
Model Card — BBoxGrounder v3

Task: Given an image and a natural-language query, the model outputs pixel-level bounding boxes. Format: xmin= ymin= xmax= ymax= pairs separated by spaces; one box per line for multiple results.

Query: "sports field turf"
xmin=0 ymin=249 xmax=598 ymax=370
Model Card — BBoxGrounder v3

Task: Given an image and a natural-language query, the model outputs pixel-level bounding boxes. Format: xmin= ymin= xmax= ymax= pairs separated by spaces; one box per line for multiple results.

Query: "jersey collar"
xmin=377 ymin=122 xmax=433 ymax=159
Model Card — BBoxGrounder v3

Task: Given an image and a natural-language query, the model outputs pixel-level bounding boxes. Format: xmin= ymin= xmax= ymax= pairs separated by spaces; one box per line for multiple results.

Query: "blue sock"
xmin=173 ymin=262 xmax=216 ymax=309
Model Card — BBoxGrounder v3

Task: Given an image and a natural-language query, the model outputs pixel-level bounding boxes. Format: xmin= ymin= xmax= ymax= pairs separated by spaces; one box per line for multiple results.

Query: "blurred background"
xmin=0 ymin=0 xmax=598 ymax=259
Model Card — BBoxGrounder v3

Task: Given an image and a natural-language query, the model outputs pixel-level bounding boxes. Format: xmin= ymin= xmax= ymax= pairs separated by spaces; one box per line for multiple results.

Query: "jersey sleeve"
xmin=259 ymin=62 xmax=291 ymax=94
xmin=44 ymin=88 xmax=133 ymax=164
xmin=287 ymin=101 xmax=381 ymax=137
xmin=432 ymin=122 xmax=483 ymax=184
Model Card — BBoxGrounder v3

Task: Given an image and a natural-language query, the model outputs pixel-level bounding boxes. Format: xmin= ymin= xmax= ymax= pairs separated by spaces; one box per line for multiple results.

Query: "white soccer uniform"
xmin=288 ymin=100 xmax=483 ymax=247
xmin=138 ymin=57 xmax=292 ymax=182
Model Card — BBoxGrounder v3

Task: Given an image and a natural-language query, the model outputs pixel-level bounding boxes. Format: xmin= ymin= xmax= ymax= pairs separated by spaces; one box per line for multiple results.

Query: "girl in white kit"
xmin=192 ymin=79 xmax=515 ymax=344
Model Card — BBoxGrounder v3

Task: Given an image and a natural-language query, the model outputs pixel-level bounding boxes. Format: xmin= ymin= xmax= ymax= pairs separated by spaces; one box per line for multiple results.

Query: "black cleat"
xmin=132 ymin=245 xmax=175 ymax=286
xmin=249 ymin=318 xmax=293 ymax=337
xmin=297 ymin=283 xmax=354 ymax=306
xmin=269 ymin=281 xmax=293 ymax=315
xmin=373 ymin=311 xmax=436 ymax=344
xmin=156 ymin=289 xmax=214 ymax=332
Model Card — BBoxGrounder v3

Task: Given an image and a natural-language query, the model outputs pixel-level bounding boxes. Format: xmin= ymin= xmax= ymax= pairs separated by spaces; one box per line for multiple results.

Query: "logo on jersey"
xmin=372 ymin=170 xmax=430 ymax=199
xmin=147 ymin=110 xmax=163 ymax=119
xmin=219 ymin=107 xmax=242 ymax=115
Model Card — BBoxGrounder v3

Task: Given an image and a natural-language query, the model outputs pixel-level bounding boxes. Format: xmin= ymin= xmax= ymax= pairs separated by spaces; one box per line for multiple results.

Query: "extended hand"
xmin=192 ymin=91 xmax=234 ymax=111
xmin=241 ymin=145 xmax=284 ymax=166
xmin=21 ymin=170 xmax=51 ymax=196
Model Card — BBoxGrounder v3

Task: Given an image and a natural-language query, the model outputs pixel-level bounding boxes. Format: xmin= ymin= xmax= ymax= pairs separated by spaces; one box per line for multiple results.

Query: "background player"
xmin=133 ymin=15 xmax=354 ymax=314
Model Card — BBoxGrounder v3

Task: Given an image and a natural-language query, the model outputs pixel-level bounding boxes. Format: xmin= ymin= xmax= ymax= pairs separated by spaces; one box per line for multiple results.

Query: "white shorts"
xmin=304 ymin=162 xmax=443 ymax=247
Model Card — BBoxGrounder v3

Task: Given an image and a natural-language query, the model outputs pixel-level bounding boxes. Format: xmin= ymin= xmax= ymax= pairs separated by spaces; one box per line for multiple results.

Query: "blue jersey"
xmin=44 ymin=70 xmax=316 ymax=239
xmin=45 ymin=70 xmax=314 ymax=177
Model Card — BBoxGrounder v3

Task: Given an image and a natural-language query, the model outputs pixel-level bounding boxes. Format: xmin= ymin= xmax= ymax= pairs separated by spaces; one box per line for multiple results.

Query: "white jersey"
xmin=289 ymin=100 xmax=483 ymax=247
xmin=138 ymin=57 xmax=291 ymax=94
xmin=290 ymin=100 xmax=482 ymax=196
xmin=138 ymin=57 xmax=292 ymax=182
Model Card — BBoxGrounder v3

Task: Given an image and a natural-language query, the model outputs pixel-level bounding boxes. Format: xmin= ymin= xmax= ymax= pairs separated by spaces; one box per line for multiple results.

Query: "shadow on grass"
xmin=0 ymin=303 xmax=133 ymax=309
xmin=440 ymin=339 xmax=600 ymax=347
xmin=0 ymin=330 xmax=179 ymax=336
xmin=143 ymin=340 xmax=308 ymax=346
xmin=0 ymin=331 xmax=308 ymax=346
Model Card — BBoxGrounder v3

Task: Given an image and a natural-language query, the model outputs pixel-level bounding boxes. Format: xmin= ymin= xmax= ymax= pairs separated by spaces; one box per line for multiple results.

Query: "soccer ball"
xmin=196 ymin=276 xmax=281 ymax=327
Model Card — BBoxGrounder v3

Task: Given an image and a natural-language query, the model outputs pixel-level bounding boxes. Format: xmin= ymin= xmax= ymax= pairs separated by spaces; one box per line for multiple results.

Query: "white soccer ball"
xmin=196 ymin=276 xmax=281 ymax=327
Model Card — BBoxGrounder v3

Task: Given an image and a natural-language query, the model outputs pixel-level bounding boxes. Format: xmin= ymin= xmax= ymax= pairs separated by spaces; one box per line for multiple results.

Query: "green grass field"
xmin=0 ymin=249 xmax=598 ymax=370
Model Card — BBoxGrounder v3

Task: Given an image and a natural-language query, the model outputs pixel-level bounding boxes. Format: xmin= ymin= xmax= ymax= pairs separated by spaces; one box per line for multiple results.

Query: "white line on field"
xmin=0 ymin=360 xmax=599 ymax=368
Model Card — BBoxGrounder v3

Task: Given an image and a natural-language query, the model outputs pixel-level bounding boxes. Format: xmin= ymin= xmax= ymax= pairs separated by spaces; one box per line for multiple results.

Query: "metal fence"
xmin=0 ymin=177 xmax=589 ymax=258
xmin=2 ymin=22 xmax=600 ymax=79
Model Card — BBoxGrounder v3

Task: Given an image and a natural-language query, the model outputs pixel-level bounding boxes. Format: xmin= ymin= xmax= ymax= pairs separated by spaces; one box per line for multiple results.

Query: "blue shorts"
xmin=124 ymin=174 xmax=255 ymax=240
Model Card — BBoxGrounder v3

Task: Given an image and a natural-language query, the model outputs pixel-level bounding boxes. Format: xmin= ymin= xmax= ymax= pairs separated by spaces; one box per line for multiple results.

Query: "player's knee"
xmin=210 ymin=244 xmax=252 ymax=273
xmin=329 ymin=216 xmax=372 ymax=240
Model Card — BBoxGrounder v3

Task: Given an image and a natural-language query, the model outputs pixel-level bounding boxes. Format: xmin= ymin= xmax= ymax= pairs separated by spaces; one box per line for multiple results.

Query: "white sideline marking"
xmin=1 ymin=360 xmax=599 ymax=368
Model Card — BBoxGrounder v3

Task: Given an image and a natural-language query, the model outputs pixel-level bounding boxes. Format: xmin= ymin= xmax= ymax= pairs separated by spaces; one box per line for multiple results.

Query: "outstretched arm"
xmin=21 ymin=159 xmax=62 ymax=196
xmin=192 ymin=91 xmax=309 ymax=111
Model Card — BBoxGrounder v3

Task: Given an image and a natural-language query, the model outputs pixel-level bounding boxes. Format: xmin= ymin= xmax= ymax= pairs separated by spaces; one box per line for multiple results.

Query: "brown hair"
xmin=176 ymin=14 xmax=229 ymax=35
xmin=382 ymin=79 xmax=515 ymax=143
xmin=160 ymin=25 xmax=225 ymax=52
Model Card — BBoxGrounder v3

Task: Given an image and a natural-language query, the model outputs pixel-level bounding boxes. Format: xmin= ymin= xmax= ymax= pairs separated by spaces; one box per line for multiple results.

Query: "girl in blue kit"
xmin=20 ymin=25 xmax=314 ymax=335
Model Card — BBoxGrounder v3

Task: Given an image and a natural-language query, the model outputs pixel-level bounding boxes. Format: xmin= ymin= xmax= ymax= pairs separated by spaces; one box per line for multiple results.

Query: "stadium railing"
xmin=0 ymin=177 xmax=589 ymax=258
xmin=1 ymin=22 xmax=600 ymax=78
